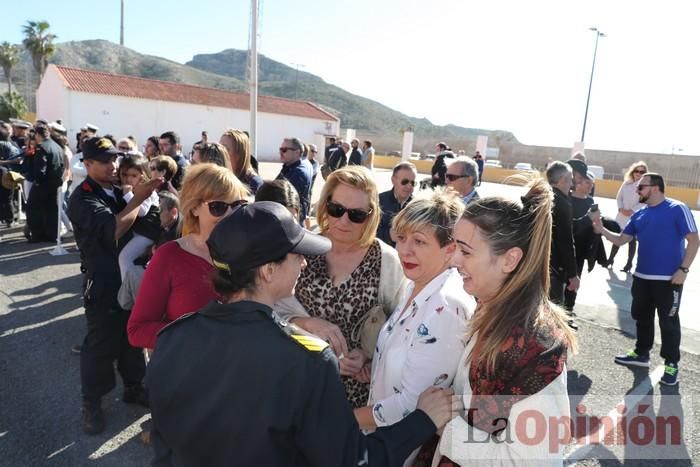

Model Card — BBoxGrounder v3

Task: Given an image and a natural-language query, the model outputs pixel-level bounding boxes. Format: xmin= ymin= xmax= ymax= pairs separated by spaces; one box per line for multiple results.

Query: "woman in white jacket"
xmin=434 ymin=177 xmax=578 ymax=466
xmin=608 ymin=161 xmax=648 ymax=272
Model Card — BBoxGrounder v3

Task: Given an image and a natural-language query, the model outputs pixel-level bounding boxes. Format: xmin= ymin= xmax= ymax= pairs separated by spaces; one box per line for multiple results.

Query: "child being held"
xmin=148 ymin=155 xmax=179 ymax=195
xmin=118 ymin=154 xmax=162 ymax=280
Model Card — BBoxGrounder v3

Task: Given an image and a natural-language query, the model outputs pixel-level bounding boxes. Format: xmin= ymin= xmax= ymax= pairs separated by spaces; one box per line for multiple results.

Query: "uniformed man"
xmin=25 ymin=125 xmax=64 ymax=242
xmin=67 ymin=136 xmax=163 ymax=435
xmin=147 ymin=201 xmax=459 ymax=466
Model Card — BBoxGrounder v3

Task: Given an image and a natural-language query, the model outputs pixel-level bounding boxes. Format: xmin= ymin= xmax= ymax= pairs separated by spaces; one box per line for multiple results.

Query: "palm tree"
xmin=22 ymin=20 xmax=57 ymax=79
xmin=0 ymin=42 xmax=20 ymax=95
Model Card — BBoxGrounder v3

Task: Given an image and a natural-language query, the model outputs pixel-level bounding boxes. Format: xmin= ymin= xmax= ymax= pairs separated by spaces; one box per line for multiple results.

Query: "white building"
xmin=36 ymin=64 xmax=340 ymax=160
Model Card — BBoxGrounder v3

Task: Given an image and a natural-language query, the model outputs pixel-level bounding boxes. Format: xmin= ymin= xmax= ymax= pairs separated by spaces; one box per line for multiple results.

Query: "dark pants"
xmin=0 ymin=167 xmax=13 ymax=223
xmin=26 ymin=184 xmax=58 ymax=241
xmin=610 ymin=239 xmax=637 ymax=268
xmin=631 ymin=276 xmax=682 ymax=364
xmin=549 ymin=272 xmax=567 ymax=306
xmin=81 ymin=287 xmax=145 ymax=403
xmin=564 ymin=237 xmax=590 ymax=309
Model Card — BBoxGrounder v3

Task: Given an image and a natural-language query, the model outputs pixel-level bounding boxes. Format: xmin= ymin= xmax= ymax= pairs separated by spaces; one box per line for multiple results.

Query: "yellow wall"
xmin=374 ymin=155 xmax=700 ymax=208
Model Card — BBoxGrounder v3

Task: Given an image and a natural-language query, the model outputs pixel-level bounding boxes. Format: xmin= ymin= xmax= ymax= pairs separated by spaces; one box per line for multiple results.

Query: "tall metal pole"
xmin=249 ymin=0 xmax=258 ymax=159
xmin=120 ymin=0 xmax=125 ymax=46
xmin=581 ymin=28 xmax=605 ymax=142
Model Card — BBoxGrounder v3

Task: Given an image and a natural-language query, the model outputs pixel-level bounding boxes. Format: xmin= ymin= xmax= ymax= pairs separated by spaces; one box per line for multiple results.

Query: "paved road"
xmin=0 ymin=162 xmax=697 ymax=466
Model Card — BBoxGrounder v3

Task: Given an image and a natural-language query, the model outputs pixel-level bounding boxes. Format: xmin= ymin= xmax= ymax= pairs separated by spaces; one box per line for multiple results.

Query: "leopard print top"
xmin=295 ymin=240 xmax=382 ymax=408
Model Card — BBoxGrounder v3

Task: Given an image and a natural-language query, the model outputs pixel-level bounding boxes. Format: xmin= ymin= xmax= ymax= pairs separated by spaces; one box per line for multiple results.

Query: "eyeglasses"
xmin=117 ymin=146 xmax=131 ymax=151
xmin=279 ymin=147 xmax=298 ymax=153
xmin=636 ymin=184 xmax=654 ymax=191
xmin=400 ymin=179 xmax=416 ymax=187
xmin=206 ymin=199 xmax=248 ymax=217
xmin=326 ymin=200 xmax=372 ymax=224
xmin=445 ymin=174 xmax=469 ymax=182
xmin=633 ymin=169 xmax=647 ymax=174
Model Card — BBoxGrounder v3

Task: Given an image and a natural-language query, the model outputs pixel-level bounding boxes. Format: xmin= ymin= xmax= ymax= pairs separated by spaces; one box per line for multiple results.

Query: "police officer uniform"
xmin=26 ymin=130 xmax=64 ymax=242
xmin=147 ymin=202 xmax=437 ymax=467
xmin=67 ymin=137 xmax=147 ymax=434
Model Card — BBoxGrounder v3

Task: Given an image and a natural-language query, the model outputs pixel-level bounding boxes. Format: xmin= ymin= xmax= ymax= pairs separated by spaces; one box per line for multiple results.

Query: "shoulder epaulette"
xmin=272 ymin=313 xmax=329 ymax=353
xmin=157 ymin=311 xmax=197 ymax=336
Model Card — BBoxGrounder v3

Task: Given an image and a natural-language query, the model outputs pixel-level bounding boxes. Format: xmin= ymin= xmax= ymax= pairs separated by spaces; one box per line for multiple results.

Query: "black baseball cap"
xmin=207 ymin=201 xmax=331 ymax=274
xmin=81 ymin=137 xmax=119 ymax=162
xmin=567 ymin=159 xmax=588 ymax=178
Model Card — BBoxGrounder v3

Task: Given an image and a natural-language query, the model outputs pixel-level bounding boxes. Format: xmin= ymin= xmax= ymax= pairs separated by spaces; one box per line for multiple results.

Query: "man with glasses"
xmin=377 ymin=161 xmax=417 ymax=246
xmin=593 ymin=173 xmax=698 ymax=386
xmin=445 ymin=157 xmax=479 ymax=205
xmin=276 ymin=137 xmax=312 ymax=225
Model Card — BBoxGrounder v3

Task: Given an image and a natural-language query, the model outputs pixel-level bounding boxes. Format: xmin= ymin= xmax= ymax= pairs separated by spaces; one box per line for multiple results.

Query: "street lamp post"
xmin=291 ymin=63 xmax=305 ymax=100
xmin=581 ymin=27 xmax=606 ymax=143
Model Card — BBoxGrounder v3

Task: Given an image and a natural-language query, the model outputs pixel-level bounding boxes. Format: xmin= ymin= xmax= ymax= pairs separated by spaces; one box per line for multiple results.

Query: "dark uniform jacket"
xmin=550 ymin=187 xmax=578 ymax=280
xmin=67 ymin=177 xmax=129 ymax=304
xmin=147 ymin=300 xmax=436 ymax=467
xmin=33 ymin=138 xmax=64 ymax=189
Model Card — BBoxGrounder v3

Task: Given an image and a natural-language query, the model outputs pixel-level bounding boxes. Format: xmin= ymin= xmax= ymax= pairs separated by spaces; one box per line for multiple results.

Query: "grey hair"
xmin=449 ymin=157 xmax=478 ymax=180
xmin=546 ymin=161 xmax=572 ymax=185
xmin=285 ymin=137 xmax=304 ymax=151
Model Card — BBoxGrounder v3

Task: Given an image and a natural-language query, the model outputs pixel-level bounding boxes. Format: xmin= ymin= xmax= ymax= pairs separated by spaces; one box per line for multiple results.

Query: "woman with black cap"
xmin=146 ymin=201 xmax=461 ymax=467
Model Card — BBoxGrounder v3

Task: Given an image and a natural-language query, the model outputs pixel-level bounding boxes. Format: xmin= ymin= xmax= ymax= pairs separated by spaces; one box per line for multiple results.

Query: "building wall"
xmin=35 ymin=68 xmax=340 ymax=160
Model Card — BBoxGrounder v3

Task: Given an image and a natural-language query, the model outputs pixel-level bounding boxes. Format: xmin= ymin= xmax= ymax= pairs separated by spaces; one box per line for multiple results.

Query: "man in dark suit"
xmin=26 ymin=125 xmax=64 ymax=242
xmin=547 ymin=161 xmax=579 ymax=329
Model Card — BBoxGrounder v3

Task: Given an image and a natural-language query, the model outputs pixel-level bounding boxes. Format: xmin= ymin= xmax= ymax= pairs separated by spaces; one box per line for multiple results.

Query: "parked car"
xmin=484 ymin=159 xmax=503 ymax=168
xmin=387 ymin=150 xmax=401 ymax=157
xmin=588 ymin=165 xmax=605 ymax=179
xmin=514 ymin=162 xmax=534 ymax=171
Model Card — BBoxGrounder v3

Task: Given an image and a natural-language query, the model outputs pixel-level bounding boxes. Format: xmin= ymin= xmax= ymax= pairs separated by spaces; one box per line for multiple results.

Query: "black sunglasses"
xmin=633 ymin=169 xmax=647 ymax=174
xmin=279 ymin=147 xmax=298 ymax=153
xmin=207 ymin=199 xmax=248 ymax=217
xmin=400 ymin=179 xmax=416 ymax=187
xmin=326 ymin=200 xmax=372 ymax=224
xmin=445 ymin=174 xmax=469 ymax=182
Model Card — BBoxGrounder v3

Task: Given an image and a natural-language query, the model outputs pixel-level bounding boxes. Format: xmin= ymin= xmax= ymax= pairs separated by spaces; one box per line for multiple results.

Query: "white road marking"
xmin=564 ymin=365 xmax=665 ymax=462
xmin=88 ymin=414 xmax=151 ymax=460
xmin=47 ymin=442 xmax=75 ymax=459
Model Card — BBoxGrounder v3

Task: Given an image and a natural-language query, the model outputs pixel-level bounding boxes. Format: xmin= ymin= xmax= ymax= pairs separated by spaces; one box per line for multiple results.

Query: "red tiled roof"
xmin=51 ymin=65 xmax=338 ymax=121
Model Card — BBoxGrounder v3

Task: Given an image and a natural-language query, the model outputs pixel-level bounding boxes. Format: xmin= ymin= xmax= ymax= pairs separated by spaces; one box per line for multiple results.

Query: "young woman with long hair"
xmin=434 ymin=177 xmax=578 ymax=466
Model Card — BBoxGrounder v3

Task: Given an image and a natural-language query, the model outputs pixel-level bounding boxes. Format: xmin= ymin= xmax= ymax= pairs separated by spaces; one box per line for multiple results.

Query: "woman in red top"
xmin=127 ymin=163 xmax=249 ymax=350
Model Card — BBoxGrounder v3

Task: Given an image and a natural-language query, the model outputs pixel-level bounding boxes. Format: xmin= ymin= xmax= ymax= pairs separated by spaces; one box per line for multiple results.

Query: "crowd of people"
xmin=1 ymin=119 xmax=697 ymax=466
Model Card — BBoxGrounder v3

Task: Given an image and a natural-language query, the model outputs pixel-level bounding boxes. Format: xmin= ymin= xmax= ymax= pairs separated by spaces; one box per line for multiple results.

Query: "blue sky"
xmin=4 ymin=0 xmax=700 ymax=155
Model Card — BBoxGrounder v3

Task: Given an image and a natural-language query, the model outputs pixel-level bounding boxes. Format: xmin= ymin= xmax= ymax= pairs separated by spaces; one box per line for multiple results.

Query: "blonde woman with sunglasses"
xmin=275 ymin=166 xmax=407 ymax=408
xmin=127 ymin=163 xmax=248 ymax=351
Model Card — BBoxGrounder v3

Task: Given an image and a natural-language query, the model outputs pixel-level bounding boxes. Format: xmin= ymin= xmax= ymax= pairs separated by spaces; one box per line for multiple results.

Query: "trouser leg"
xmin=653 ymin=281 xmax=682 ymax=364
xmin=115 ymin=309 xmax=146 ymax=386
xmin=630 ymin=277 xmax=655 ymax=356
xmin=549 ymin=272 xmax=566 ymax=306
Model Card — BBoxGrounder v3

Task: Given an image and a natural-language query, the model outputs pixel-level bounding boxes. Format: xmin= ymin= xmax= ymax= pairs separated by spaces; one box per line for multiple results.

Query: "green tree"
xmin=22 ymin=20 xmax=57 ymax=79
xmin=0 ymin=42 xmax=21 ymax=95
xmin=0 ymin=91 xmax=28 ymax=121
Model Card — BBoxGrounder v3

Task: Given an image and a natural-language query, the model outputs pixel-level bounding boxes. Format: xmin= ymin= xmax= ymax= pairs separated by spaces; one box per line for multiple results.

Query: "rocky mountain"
xmin=2 ymin=39 xmax=518 ymax=147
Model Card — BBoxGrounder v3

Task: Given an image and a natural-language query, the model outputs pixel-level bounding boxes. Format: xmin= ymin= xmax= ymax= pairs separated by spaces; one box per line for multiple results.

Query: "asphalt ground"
xmin=0 ymin=162 xmax=697 ymax=466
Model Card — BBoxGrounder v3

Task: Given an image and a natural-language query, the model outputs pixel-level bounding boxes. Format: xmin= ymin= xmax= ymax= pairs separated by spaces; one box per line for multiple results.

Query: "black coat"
xmin=147 ymin=301 xmax=436 ymax=467
xmin=550 ymin=187 xmax=577 ymax=280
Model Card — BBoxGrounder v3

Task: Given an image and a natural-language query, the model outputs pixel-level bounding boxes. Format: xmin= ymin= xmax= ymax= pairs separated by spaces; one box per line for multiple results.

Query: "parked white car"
xmin=514 ymin=162 xmax=534 ymax=171
xmin=485 ymin=159 xmax=503 ymax=168
xmin=588 ymin=165 xmax=605 ymax=180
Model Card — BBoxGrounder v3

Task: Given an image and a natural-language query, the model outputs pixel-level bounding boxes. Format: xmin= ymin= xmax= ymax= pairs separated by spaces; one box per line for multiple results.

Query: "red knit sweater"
xmin=127 ymin=241 xmax=219 ymax=349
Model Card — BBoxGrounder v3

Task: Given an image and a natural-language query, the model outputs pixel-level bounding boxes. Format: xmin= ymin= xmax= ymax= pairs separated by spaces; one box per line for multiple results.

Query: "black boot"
xmin=82 ymin=399 xmax=105 ymax=435
xmin=123 ymin=383 xmax=149 ymax=408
